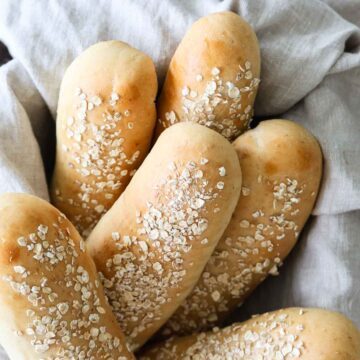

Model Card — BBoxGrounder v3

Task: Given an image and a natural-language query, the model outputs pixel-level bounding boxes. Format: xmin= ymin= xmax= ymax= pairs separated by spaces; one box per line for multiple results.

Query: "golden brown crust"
xmin=51 ymin=40 xmax=157 ymax=238
xmin=141 ymin=308 xmax=360 ymax=359
xmin=156 ymin=11 xmax=260 ymax=141
xmin=162 ymin=119 xmax=323 ymax=336
xmin=87 ymin=123 xmax=242 ymax=350
xmin=0 ymin=193 xmax=134 ymax=359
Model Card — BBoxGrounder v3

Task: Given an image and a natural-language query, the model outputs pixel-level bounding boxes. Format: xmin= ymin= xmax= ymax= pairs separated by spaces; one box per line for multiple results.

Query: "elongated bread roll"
xmin=141 ymin=308 xmax=360 ymax=359
xmin=51 ymin=41 xmax=157 ymax=238
xmin=0 ymin=193 xmax=134 ymax=359
xmin=156 ymin=11 xmax=260 ymax=141
xmin=162 ymin=119 xmax=322 ymax=336
xmin=87 ymin=123 xmax=242 ymax=350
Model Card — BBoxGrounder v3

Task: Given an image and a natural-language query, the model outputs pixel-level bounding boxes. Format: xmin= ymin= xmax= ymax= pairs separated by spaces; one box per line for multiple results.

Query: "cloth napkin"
xmin=0 ymin=0 xmax=359 ymax=357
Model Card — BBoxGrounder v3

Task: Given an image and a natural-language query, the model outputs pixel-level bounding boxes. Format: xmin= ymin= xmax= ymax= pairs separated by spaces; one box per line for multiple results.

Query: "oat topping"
xmin=241 ymin=187 xmax=251 ymax=196
xmin=1 ymin=216 xmax=129 ymax=359
xmin=196 ymin=74 xmax=203 ymax=82
xmin=163 ymin=178 xmax=305 ymax=335
xmin=142 ymin=310 xmax=306 ymax=359
xmin=162 ymin=64 xmax=260 ymax=140
xmin=55 ymin=88 xmax=141 ymax=237
xmin=216 ymin=182 xmax=224 ymax=190
xmin=97 ymin=160 xmax=226 ymax=350
xmin=218 ymin=167 xmax=226 ymax=177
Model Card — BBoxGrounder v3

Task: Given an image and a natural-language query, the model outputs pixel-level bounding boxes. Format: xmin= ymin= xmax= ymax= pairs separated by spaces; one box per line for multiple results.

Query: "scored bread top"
xmin=51 ymin=40 xmax=157 ymax=238
xmin=162 ymin=119 xmax=323 ymax=336
xmin=87 ymin=123 xmax=242 ymax=350
xmin=156 ymin=11 xmax=260 ymax=140
xmin=0 ymin=193 xmax=134 ymax=359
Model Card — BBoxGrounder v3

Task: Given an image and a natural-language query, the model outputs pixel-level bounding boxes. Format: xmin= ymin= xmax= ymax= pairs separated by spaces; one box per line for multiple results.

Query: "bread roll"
xmin=156 ymin=11 xmax=260 ymax=141
xmin=51 ymin=41 xmax=157 ymax=238
xmin=0 ymin=193 xmax=134 ymax=359
xmin=162 ymin=119 xmax=322 ymax=336
xmin=141 ymin=308 xmax=360 ymax=359
xmin=87 ymin=123 xmax=242 ymax=350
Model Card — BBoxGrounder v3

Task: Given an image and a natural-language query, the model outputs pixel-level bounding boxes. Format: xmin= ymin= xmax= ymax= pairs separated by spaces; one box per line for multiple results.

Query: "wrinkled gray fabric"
xmin=0 ymin=0 xmax=359 ymax=357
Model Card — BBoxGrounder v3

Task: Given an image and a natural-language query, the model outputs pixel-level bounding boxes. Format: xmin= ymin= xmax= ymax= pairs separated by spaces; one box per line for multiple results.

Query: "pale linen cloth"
xmin=0 ymin=0 xmax=359 ymax=357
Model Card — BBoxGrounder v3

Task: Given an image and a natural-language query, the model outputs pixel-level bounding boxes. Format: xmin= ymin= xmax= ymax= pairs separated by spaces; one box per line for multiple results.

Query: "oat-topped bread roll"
xmin=51 ymin=40 xmax=157 ymax=238
xmin=141 ymin=308 xmax=360 ymax=359
xmin=156 ymin=11 xmax=260 ymax=141
xmin=0 ymin=193 xmax=134 ymax=359
xmin=163 ymin=119 xmax=322 ymax=336
xmin=87 ymin=123 xmax=242 ymax=350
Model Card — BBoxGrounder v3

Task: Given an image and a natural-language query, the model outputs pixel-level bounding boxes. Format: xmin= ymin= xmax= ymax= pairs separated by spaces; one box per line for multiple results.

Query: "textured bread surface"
xmin=0 ymin=193 xmax=134 ymax=359
xmin=156 ymin=11 xmax=260 ymax=141
xmin=141 ymin=308 xmax=360 ymax=359
xmin=51 ymin=40 xmax=157 ymax=238
xmin=162 ymin=119 xmax=323 ymax=336
xmin=87 ymin=123 xmax=242 ymax=350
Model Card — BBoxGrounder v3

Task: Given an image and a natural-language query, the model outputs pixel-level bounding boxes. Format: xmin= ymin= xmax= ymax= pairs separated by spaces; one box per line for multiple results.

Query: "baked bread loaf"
xmin=156 ymin=11 xmax=260 ymax=141
xmin=141 ymin=308 xmax=360 ymax=359
xmin=162 ymin=119 xmax=322 ymax=336
xmin=0 ymin=193 xmax=134 ymax=359
xmin=51 ymin=40 xmax=157 ymax=238
xmin=87 ymin=123 xmax=242 ymax=350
